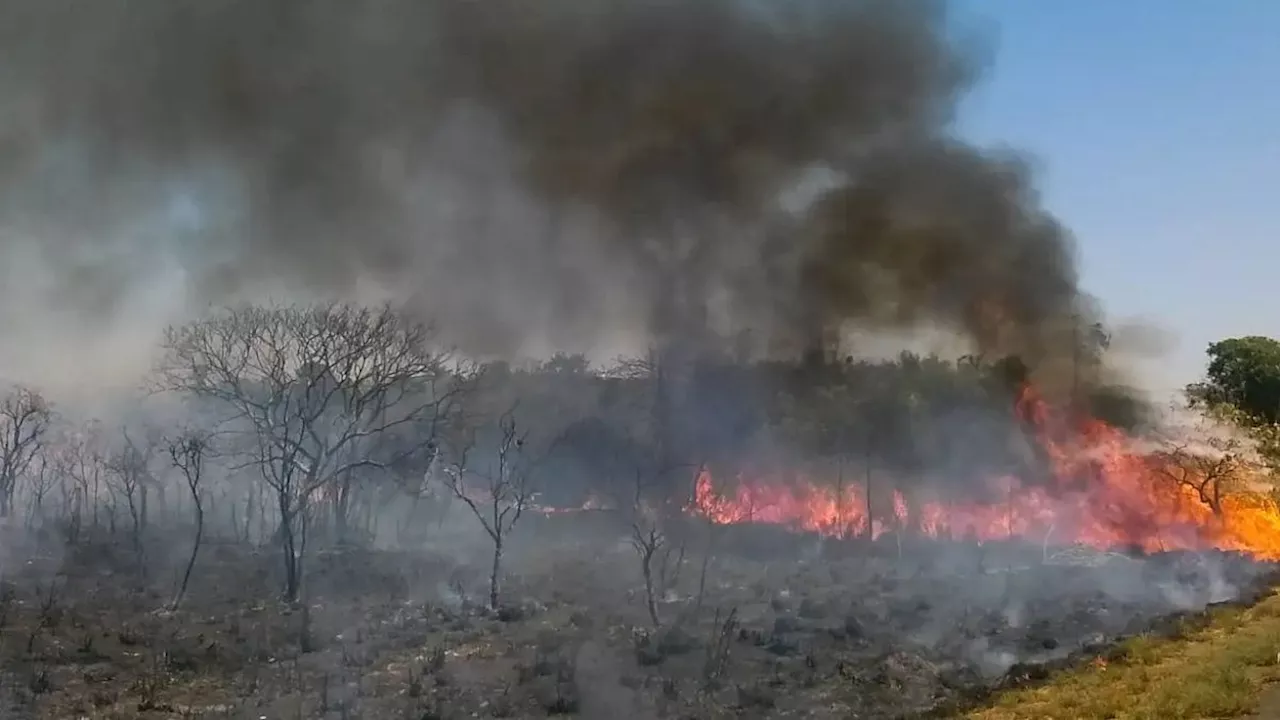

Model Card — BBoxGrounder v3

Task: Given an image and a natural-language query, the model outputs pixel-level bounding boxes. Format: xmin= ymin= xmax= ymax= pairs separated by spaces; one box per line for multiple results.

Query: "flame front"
xmin=691 ymin=385 xmax=1280 ymax=559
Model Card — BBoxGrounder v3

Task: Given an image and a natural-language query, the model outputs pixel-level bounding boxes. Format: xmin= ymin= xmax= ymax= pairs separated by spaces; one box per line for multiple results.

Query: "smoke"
xmin=794 ymin=142 xmax=1091 ymax=363
xmin=0 ymin=0 xmax=1102 ymax=389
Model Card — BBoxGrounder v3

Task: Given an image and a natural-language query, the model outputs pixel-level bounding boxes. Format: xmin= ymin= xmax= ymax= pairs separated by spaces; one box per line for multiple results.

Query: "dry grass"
xmin=968 ymin=592 xmax=1280 ymax=720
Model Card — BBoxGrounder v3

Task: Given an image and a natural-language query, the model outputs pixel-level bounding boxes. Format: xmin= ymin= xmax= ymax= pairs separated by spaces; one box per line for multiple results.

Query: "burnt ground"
xmin=0 ymin=512 xmax=1275 ymax=719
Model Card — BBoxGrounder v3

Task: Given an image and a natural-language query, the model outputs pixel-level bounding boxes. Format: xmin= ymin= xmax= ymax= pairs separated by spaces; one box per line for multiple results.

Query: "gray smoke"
xmin=0 ymin=0 xmax=1100 ymax=385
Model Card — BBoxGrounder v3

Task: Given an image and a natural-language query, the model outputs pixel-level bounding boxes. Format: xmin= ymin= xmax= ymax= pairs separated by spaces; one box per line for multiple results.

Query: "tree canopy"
xmin=1188 ymin=336 xmax=1280 ymax=424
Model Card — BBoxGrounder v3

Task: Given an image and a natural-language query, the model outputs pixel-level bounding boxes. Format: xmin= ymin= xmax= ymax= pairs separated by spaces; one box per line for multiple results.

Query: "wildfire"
xmin=691 ymin=385 xmax=1280 ymax=560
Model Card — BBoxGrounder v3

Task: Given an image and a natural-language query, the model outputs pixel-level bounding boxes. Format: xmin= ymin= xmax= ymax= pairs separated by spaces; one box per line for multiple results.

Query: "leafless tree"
xmin=51 ymin=441 xmax=82 ymax=544
xmin=167 ymin=429 xmax=210 ymax=611
xmin=0 ymin=386 xmax=52 ymax=519
xmin=624 ymin=451 xmax=688 ymax=629
xmin=24 ymin=452 xmax=56 ymax=532
xmin=629 ymin=478 xmax=685 ymax=628
xmin=700 ymin=606 xmax=739 ymax=692
xmin=58 ymin=421 xmax=107 ymax=541
xmin=1152 ymin=435 xmax=1251 ymax=516
xmin=105 ymin=426 xmax=162 ymax=576
xmin=619 ymin=355 xmax=726 ymax=620
xmin=603 ymin=354 xmax=692 ymax=627
xmin=443 ymin=408 xmax=537 ymax=611
xmin=155 ymin=301 xmax=476 ymax=602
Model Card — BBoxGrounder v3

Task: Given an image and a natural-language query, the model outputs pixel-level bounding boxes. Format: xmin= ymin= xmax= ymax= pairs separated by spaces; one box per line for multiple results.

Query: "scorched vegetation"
xmin=0 ymin=304 xmax=1273 ymax=718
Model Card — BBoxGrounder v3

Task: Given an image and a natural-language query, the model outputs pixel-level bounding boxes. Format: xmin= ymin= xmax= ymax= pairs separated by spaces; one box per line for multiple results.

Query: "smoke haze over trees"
xmin=0 ymin=0 xmax=1116 ymax=397
xmin=0 ymin=6 xmax=1276 ymax=715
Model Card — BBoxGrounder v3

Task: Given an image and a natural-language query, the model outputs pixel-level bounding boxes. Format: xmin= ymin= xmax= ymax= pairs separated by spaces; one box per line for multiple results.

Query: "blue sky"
xmin=952 ymin=1 xmax=1280 ymax=394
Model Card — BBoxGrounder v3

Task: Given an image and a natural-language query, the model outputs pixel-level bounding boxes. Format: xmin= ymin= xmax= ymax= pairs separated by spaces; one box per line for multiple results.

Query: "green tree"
xmin=1188 ymin=336 xmax=1280 ymax=423
xmin=1184 ymin=336 xmax=1280 ymax=478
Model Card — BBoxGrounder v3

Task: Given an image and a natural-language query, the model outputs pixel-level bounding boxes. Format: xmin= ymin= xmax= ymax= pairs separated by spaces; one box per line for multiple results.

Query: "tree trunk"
xmin=364 ymin=491 xmax=378 ymax=540
xmin=0 ymin=481 xmax=11 ymax=519
xmin=172 ymin=498 xmax=204 ymax=611
xmin=153 ymin=482 xmax=167 ymax=524
xmin=489 ymin=535 xmax=503 ymax=611
xmin=277 ymin=493 xmax=301 ymax=603
xmin=334 ymin=475 xmax=352 ymax=544
xmin=244 ymin=488 xmax=255 ymax=544
xmin=139 ymin=484 xmax=149 ymax=534
xmin=641 ymin=544 xmax=661 ymax=626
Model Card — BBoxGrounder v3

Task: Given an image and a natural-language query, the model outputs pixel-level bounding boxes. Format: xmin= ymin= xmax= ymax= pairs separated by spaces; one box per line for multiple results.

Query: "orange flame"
xmin=691 ymin=385 xmax=1280 ymax=559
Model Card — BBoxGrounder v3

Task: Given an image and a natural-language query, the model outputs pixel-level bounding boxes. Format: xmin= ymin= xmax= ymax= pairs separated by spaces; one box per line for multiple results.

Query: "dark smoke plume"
xmin=0 ymin=0 xmax=1101 ymax=381
xmin=794 ymin=141 xmax=1090 ymax=364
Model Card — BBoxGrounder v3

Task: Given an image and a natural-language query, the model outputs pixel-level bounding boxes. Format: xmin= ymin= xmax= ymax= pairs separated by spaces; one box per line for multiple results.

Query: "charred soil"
xmin=0 ymin=514 xmax=1276 ymax=719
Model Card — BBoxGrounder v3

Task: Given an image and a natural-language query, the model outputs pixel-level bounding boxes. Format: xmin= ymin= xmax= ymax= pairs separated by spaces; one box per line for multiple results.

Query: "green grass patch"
xmin=966 ymin=593 xmax=1280 ymax=720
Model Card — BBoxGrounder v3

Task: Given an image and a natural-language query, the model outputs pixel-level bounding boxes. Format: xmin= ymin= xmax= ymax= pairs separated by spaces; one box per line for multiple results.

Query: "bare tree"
xmin=105 ymin=427 xmax=162 ymax=577
xmin=0 ymin=387 xmax=52 ymax=519
xmin=51 ymin=437 xmax=82 ymax=544
xmin=156 ymin=302 xmax=475 ymax=602
xmin=1152 ymin=436 xmax=1251 ymax=516
xmin=630 ymin=492 xmax=665 ymax=627
xmin=603 ymin=354 xmax=691 ymax=627
xmin=629 ymin=480 xmax=685 ymax=628
xmin=443 ymin=408 xmax=536 ymax=611
xmin=24 ymin=452 xmax=56 ymax=532
xmin=167 ymin=430 xmax=209 ymax=611
xmin=59 ymin=422 xmax=107 ymax=541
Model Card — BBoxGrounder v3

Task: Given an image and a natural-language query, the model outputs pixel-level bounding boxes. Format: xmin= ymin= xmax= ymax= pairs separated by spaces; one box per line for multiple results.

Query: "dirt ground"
xmin=1249 ymin=687 xmax=1280 ymax=720
xmin=0 ymin=512 xmax=1274 ymax=719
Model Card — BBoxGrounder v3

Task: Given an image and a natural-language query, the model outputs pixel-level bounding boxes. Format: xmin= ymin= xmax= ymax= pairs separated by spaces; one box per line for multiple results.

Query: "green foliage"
xmin=1183 ymin=336 xmax=1280 ymax=475
xmin=1188 ymin=336 xmax=1280 ymax=424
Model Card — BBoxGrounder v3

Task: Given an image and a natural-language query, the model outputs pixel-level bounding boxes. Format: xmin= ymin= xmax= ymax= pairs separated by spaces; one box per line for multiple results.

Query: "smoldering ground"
xmin=0 ymin=0 xmax=1128 ymax=394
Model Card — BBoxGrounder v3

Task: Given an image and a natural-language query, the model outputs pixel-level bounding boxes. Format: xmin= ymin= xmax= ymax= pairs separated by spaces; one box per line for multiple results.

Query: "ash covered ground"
xmin=2 ymin=509 xmax=1274 ymax=720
